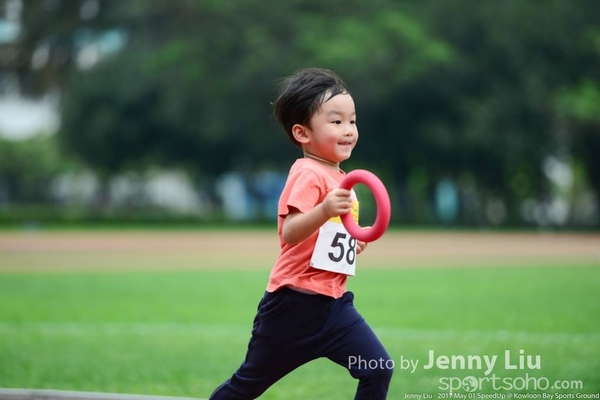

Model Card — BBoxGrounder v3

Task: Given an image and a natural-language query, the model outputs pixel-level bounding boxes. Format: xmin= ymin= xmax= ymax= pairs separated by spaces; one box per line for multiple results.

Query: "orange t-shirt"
xmin=266 ymin=158 xmax=353 ymax=299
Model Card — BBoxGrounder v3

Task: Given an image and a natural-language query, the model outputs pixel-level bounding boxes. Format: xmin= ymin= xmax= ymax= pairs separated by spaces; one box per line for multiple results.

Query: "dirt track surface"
xmin=0 ymin=230 xmax=598 ymax=272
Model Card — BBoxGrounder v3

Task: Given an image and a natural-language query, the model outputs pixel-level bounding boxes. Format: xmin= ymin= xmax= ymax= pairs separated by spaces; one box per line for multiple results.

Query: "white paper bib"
xmin=310 ymin=197 xmax=359 ymax=276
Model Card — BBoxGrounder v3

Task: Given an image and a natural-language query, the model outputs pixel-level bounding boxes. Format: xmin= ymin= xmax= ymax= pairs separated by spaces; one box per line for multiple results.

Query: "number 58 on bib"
xmin=310 ymin=199 xmax=359 ymax=276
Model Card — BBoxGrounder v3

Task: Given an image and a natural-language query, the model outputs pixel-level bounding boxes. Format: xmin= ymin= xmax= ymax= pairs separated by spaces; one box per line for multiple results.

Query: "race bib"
xmin=310 ymin=198 xmax=359 ymax=276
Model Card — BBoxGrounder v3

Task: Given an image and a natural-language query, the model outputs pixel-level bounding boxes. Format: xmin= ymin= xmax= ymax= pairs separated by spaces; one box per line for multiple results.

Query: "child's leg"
xmin=319 ymin=291 xmax=394 ymax=400
xmin=209 ymin=289 xmax=331 ymax=400
xmin=208 ymin=336 xmax=306 ymax=400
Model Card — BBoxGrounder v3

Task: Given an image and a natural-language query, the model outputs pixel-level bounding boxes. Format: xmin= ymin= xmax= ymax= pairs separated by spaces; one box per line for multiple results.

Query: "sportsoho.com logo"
xmin=438 ymin=374 xmax=584 ymax=394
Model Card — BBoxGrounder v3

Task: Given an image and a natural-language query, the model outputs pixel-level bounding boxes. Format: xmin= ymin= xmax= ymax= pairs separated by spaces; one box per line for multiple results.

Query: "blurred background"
xmin=0 ymin=0 xmax=599 ymax=229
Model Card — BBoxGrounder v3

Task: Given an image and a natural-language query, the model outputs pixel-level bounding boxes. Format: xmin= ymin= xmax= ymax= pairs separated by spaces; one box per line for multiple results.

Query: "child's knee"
xmin=372 ymin=360 xmax=394 ymax=383
xmin=349 ymin=356 xmax=394 ymax=383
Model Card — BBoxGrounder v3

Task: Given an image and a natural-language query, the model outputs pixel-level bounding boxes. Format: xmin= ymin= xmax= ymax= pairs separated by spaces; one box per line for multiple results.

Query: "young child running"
xmin=209 ymin=68 xmax=393 ymax=399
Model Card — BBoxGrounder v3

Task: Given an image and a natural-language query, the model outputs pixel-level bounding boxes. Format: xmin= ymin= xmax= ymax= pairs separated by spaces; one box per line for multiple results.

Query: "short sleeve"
xmin=278 ymin=167 xmax=324 ymax=218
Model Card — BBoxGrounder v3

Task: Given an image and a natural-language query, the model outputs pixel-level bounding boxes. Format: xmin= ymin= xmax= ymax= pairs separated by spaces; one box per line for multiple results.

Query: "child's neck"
xmin=303 ymin=152 xmax=340 ymax=172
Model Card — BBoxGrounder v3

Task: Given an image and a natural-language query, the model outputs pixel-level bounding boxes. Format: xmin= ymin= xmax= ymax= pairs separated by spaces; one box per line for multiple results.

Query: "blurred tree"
xmin=558 ymin=78 xmax=600 ymax=198
xmin=15 ymin=0 xmax=597 ymax=225
xmin=60 ymin=0 xmax=453 ymax=175
xmin=12 ymin=0 xmax=123 ymax=95
xmin=358 ymin=0 xmax=600 ymax=223
xmin=0 ymin=135 xmax=74 ymax=203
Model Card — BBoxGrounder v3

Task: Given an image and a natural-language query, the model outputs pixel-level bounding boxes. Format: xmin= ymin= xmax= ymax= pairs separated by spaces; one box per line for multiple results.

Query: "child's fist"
xmin=322 ymin=188 xmax=352 ymax=218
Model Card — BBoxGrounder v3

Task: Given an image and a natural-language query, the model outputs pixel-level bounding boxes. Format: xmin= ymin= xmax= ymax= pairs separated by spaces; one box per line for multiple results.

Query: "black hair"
xmin=272 ymin=68 xmax=349 ymax=147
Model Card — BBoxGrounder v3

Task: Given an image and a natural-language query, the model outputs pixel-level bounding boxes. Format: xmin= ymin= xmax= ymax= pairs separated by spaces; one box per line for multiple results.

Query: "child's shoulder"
xmin=287 ymin=158 xmax=323 ymax=180
xmin=286 ymin=158 xmax=344 ymax=191
xmin=289 ymin=158 xmax=335 ymax=175
xmin=291 ymin=157 xmax=316 ymax=169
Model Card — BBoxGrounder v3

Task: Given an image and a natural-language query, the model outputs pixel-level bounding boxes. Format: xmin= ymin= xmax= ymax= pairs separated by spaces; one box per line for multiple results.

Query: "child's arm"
xmin=282 ymin=188 xmax=352 ymax=246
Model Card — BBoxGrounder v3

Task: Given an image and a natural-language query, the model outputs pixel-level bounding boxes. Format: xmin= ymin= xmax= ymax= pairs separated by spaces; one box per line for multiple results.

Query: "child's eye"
xmin=333 ymin=120 xmax=341 ymax=125
xmin=351 ymin=120 xmax=356 ymax=125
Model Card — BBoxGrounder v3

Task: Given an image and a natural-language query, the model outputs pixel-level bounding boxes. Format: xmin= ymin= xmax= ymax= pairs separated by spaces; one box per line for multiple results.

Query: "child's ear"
xmin=292 ymin=124 xmax=310 ymax=144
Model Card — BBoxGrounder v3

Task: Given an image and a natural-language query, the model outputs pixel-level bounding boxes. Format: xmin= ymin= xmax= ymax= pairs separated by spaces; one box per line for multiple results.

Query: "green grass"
xmin=1 ymin=264 xmax=599 ymax=399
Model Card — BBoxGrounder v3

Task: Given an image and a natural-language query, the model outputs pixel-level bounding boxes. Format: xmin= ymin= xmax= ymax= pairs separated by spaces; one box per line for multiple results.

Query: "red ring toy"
xmin=339 ymin=169 xmax=391 ymax=242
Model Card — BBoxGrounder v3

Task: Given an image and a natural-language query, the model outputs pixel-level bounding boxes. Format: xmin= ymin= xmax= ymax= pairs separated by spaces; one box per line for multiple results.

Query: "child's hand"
xmin=321 ymin=188 xmax=353 ymax=218
xmin=356 ymin=240 xmax=368 ymax=254
xmin=356 ymin=225 xmax=372 ymax=254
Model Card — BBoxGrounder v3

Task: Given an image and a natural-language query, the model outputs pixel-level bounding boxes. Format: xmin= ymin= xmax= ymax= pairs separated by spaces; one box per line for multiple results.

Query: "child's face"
xmin=301 ymin=93 xmax=358 ymax=166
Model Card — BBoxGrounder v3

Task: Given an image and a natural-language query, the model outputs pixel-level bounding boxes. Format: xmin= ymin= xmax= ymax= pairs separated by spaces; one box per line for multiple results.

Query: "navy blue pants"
xmin=209 ymin=287 xmax=393 ymax=399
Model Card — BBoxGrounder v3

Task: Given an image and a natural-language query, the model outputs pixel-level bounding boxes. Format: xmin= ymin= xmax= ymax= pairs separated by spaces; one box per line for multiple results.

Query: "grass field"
xmin=0 ymin=230 xmax=599 ymax=399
